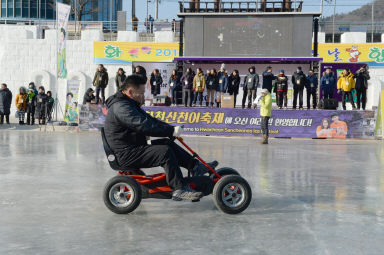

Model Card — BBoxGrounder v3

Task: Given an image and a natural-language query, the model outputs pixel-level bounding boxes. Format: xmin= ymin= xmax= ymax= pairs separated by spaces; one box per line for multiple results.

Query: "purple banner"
xmin=144 ymin=107 xmax=376 ymax=139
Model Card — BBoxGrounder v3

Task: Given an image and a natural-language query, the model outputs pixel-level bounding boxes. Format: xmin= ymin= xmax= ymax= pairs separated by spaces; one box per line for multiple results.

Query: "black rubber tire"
xmin=213 ymin=175 xmax=252 ymax=214
xmin=210 ymin=167 xmax=240 ymax=179
xmin=103 ymin=176 xmax=142 ymax=214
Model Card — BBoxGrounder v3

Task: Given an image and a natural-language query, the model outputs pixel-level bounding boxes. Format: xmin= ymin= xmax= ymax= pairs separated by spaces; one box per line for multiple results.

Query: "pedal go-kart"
xmin=101 ymin=128 xmax=252 ymax=214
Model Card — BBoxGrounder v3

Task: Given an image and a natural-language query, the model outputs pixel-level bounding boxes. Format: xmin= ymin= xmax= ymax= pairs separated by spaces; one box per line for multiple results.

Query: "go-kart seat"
xmin=100 ymin=128 xmax=145 ymax=175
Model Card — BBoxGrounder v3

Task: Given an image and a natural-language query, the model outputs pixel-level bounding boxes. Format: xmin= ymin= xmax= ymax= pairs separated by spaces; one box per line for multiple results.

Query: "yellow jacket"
xmin=337 ymin=73 xmax=355 ymax=92
xmin=193 ymin=73 xmax=205 ymax=92
xmin=15 ymin=93 xmax=28 ymax=111
xmin=260 ymin=93 xmax=272 ymax=117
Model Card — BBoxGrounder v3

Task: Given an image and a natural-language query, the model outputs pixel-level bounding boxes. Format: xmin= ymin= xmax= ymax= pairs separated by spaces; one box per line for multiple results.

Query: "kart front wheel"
xmin=213 ymin=175 xmax=252 ymax=214
xmin=103 ymin=176 xmax=142 ymax=214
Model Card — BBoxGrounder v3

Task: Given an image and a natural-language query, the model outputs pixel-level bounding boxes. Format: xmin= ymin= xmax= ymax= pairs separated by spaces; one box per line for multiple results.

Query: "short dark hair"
xmin=1 ymin=83 xmax=7 ymax=88
xmin=120 ymin=74 xmax=146 ymax=91
xmin=67 ymin=92 xmax=73 ymax=98
xmin=38 ymin=86 xmax=45 ymax=91
xmin=331 ymin=113 xmax=339 ymax=118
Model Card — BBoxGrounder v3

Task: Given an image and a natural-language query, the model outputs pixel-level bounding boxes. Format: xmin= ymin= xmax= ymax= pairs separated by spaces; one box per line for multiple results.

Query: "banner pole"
xmin=55 ymin=0 xmax=59 ymax=122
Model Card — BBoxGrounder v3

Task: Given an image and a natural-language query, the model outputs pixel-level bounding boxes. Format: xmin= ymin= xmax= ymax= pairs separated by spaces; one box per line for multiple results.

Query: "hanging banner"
xmin=57 ymin=2 xmax=71 ymax=79
xmin=93 ymin=42 xmax=180 ymax=64
xmin=64 ymin=80 xmax=80 ymax=123
xmin=318 ymin=43 xmax=384 ymax=66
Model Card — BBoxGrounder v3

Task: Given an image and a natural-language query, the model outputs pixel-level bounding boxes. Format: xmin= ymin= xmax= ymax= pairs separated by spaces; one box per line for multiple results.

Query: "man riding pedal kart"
xmin=104 ymin=74 xmax=218 ymax=201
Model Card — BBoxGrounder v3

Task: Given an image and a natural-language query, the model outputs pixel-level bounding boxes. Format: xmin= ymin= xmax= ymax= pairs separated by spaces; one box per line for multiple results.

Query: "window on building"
xmin=15 ymin=0 xmax=21 ymax=17
xmin=7 ymin=0 xmax=14 ymax=17
xmin=1 ymin=0 xmax=7 ymax=17
xmin=325 ymin=33 xmax=341 ymax=43
xmin=22 ymin=0 xmax=29 ymax=18
xmin=30 ymin=0 xmax=37 ymax=18
xmin=366 ymin=33 xmax=382 ymax=43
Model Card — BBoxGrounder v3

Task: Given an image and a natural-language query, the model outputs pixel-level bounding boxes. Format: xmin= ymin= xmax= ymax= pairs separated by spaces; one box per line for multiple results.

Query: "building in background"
xmin=0 ymin=0 xmax=122 ymax=23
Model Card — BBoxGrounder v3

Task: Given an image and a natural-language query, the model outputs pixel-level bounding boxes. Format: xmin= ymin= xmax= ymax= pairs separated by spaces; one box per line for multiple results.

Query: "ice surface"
xmin=0 ymin=131 xmax=384 ymax=255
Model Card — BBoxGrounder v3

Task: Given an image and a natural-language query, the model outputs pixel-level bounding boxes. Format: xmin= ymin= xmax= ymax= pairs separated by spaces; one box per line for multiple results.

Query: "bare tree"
xmin=62 ymin=0 xmax=99 ymax=21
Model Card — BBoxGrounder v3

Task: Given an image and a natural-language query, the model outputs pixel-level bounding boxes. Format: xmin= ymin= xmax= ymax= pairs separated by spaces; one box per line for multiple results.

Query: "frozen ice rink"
xmin=1 ymin=130 xmax=384 ymax=255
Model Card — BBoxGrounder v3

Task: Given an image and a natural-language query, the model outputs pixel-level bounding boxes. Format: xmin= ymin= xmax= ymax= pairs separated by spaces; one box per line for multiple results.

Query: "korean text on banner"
xmin=57 ymin=2 xmax=71 ymax=79
xmin=94 ymin=42 xmax=180 ymax=64
xmin=64 ymin=80 xmax=80 ymax=124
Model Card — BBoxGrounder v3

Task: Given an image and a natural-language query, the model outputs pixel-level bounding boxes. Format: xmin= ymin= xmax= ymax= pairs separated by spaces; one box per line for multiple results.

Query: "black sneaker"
xmin=192 ymin=161 xmax=218 ymax=176
xmin=172 ymin=185 xmax=204 ymax=201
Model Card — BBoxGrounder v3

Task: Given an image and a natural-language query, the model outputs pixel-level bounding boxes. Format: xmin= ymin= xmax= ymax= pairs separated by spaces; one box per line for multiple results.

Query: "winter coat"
xmin=181 ymin=73 xmax=194 ymax=90
xmin=150 ymin=74 xmax=163 ymax=95
xmin=115 ymin=73 xmax=126 ymax=89
xmin=206 ymin=74 xmax=218 ymax=90
xmin=193 ymin=73 xmax=206 ymax=93
xmin=262 ymin=71 xmax=276 ymax=92
xmin=320 ymin=72 xmax=336 ymax=95
xmin=26 ymin=91 xmax=36 ymax=113
xmin=292 ymin=71 xmax=307 ymax=90
xmin=305 ymin=74 xmax=318 ymax=93
xmin=35 ymin=93 xmax=48 ymax=118
xmin=169 ymin=76 xmax=181 ymax=90
xmin=47 ymin=96 xmax=54 ymax=113
xmin=228 ymin=74 xmax=240 ymax=94
xmin=337 ymin=72 xmax=355 ymax=92
xmin=104 ymin=91 xmax=174 ymax=152
xmin=354 ymin=70 xmax=370 ymax=90
xmin=0 ymin=88 xmax=12 ymax=115
xmin=260 ymin=93 xmax=272 ymax=117
xmin=133 ymin=66 xmax=148 ymax=83
xmin=217 ymin=72 xmax=228 ymax=92
xmin=93 ymin=69 xmax=109 ymax=88
xmin=83 ymin=88 xmax=95 ymax=105
xmin=275 ymin=75 xmax=288 ymax=91
xmin=244 ymin=68 xmax=259 ymax=90
xmin=15 ymin=93 xmax=28 ymax=111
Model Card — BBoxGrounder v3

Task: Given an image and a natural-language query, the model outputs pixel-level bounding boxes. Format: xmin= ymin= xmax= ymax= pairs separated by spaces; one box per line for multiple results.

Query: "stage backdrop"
xmin=79 ymin=105 xmax=376 ymax=139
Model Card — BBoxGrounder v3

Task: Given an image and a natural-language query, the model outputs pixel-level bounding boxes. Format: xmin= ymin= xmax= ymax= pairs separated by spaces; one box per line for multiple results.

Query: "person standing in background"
xmin=181 ymin=68 xmax=194 ymax=107
xmin=132 ymin=15 xmax=139 ymax=32
xmin=292 ymin=66 xmax=307 ymax=110
xmin=275 ymin=70 xmax=288 ymax=109
xmin=228 ymin=70 xmax=240 ymax=108
xmin=216 ymin=68 xmax=228 ymax=108
xmin=320 ymin=67 xmax=336 ymax=100
xmin=35 ymin=86 xmax=48 ymax=125
xmin=169 ymin=69 xmax=181 ymax=106
xmin=115 ymin=68 xmax=126 ymax=91
xmin=133 ymin=65 xmax=148 ymax=83
xmin=93 ymin=64 xmax=109 ymax=104
xmin=337 ymin=68 xmax=356 ymax=110
xmin=15 ymin=86 xmax=28 ymax=125
xmin=206 ymin=69 xmax=218 ymax=108
xmin=354 ymin=66 xmax=370 ymax=110
xmin=243 ymin=66 xmax=259 ymax=109
xmin=0 ymin=83 xmax=12 ymax=125
xmin=26 ymin=88 xmax=36 ymax=125
xmin=259 ymin=89 xmax=272 ymax=144
xmin=46 ymin=91 xmax=54 ymax=122
xmin=306 ymin=69 xmax=318 ymax=110
xmin=193 ymin=68 xmax=206 ymax=107
xmin=150 ymin=69 xmax=163 ymax=97
xmin=262 ymin=66 xmax=275 ymax=93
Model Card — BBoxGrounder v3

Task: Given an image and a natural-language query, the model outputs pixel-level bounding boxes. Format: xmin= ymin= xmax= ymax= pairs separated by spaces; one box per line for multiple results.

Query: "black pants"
xmin=242 ymin=89 xmax=248 ymax=109
xmin=27 ymin=106 xmax=35 ymax=125
xmin=342 ymin=91 xmax=356 ymax=110
xmin=261 ymin=116 xmax=270 ymax=136
xmin=229 ymin=92 xmax=238 ymax=107
xmin=356 ymin=88 xmax=367 ymax=110
xmin=95 ymin=86 xmax=105 ymax=104
xmin=0 ymin=114 xmax=9 ymax=124
xmin=193 ymin=92 xmax=203 ymax=106
xmin=183 ymin=88 xmax=193 ymax=107
xmin=247 ymin=89 xmax=257 ymax=108
xmin=117 ymin=139 xmax=197 ymax=190
xmin=323 ymin=91 xmax=334 ymax=100
xmin=276 ymin=90 xmax=287 ymax=108
xmin=293 ymin=88 xmax=304 ymax=109
xmin=307 ymin=90 xmax=317 ymax=109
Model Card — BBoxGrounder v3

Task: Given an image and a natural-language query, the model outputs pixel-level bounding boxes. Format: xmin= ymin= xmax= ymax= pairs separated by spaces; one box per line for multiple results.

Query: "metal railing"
xmin=179 ymin=1 xmax=303 ymax=13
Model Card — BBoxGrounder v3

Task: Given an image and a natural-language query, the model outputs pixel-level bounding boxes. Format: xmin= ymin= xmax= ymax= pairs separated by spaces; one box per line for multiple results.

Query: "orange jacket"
xmin=15 ymin=94 xmax=27 ymax=111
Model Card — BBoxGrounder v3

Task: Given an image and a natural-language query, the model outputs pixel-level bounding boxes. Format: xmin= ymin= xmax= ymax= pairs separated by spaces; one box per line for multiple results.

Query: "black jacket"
xmin=206 ymin=74 xmax=218 ymax=90
xmin=0 ymin=88 xmax=12 ymax=115
xmin=150 ymin=74 xmax=163 ymax=95
xmin=104 ymin=92 xmax=174 ymax=153
xmin=275 ymin=75 xmax=288 ymax=91
xmin=292 ymin=71 xmax=307 ymax=90
xmin=35 ymin=93 xmax=48 ymax=117
xmin=93 ymin=69 xmax=109 ymax=88
xmin=115 ymin=73 xmax=127 ymax=89
xmin=262 ymin=71 xmax=276 ymax=92
xmin=83 ymin=88 xmax=95 ymax=104
xmin=228 ymin=74 xmax=240 ymax=94
xmin=354 ymin=70 xmax=370 ymax=90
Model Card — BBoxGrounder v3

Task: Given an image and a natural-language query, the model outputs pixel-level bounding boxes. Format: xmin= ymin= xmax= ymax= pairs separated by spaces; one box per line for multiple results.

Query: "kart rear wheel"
xmin=103 ymin=176 xmax=142 ymax=214
xmin=210 ymin=167 xmax=240 ymax=179
xmin=213 ymin=175 xmax=252 ymax=214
